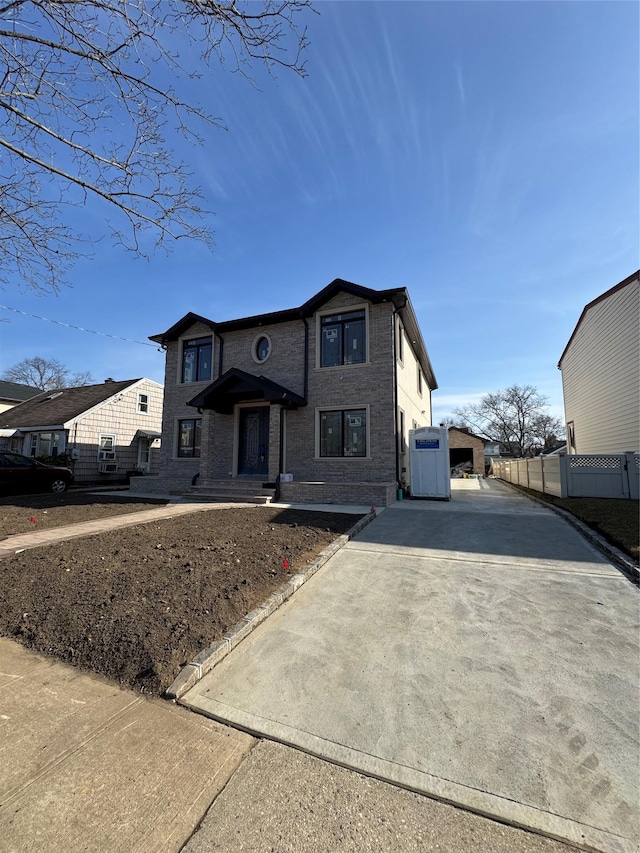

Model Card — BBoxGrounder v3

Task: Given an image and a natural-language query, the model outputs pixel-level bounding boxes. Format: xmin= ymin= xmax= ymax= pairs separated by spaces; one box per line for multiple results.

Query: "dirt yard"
xmin=0 ymin=492 xmax=169 ymax=537
xmin=0 ymin=504 xmax=361 ymax=695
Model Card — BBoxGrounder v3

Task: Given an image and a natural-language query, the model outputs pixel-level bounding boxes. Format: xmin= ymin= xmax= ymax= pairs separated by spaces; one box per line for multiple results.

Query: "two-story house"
xmin=559 ymin=270 xmax=639 ymax=455
xmin=143 ymin=279 xmax=437 ymax=506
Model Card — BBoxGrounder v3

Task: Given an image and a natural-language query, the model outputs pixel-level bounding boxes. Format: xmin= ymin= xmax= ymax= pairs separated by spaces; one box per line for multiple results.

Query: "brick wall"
xmin=448 ymin=428 xmax=485 ymax=474
xmin=156 ymin=294 xmax=413 ymax=497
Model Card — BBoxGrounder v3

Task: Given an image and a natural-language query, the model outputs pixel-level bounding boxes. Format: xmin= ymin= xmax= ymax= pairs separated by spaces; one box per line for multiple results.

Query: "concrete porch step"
xmin=184 ymin=479 xmax=276 ymax=505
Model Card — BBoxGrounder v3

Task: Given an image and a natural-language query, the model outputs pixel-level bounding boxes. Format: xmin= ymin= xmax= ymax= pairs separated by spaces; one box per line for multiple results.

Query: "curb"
xmin=500 ymin=481 xmax=639 ymax=585
xmin=165 ymin=510 xmax=378 ymax=700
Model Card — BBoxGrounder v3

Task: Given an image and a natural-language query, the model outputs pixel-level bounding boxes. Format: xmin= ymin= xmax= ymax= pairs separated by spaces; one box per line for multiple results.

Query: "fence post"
xmin=626 ymin=453 xmax=639 ymax=500
xmin=541 ymin=456 xmax=546 ymax=495
xmin=559 ymin=455 xmax=569 ymax=498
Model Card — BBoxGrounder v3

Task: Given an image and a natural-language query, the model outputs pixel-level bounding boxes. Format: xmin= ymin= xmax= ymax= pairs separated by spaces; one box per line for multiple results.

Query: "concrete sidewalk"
xmin=0 ymin=638 xmax=254 ymax=852
xmin=1 ymin=638 xmax=578 ymax=853
xmin=182 ymin=479 xmax=640 ymax=853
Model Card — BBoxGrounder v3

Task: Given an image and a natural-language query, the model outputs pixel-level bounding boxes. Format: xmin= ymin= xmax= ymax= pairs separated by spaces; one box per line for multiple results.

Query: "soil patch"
xmin=0 ymin=492 xmax=169 ymax=538
xmin=0 ymin=506 xmax=362 ymax=695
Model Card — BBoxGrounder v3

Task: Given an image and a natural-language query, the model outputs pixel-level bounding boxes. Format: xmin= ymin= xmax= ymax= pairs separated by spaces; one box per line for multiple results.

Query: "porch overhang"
xmin=187 ymin=368 xmax=307 ymax=415
xmin=134 ymin=429 xmax=162 ymax=441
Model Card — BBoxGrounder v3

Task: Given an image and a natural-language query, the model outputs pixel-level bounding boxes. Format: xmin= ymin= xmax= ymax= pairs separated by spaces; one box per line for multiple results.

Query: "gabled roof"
xmin=149 ymin=312 xmax=216 ymax=345
xmin=187 ymin=368 xmax=307 ymax=414
xmin=149 ymin=278 xmax=437 ymax=389
xmin=0 ymin=380 xmax=41 ymax=403
xmin=0 ymin=379 xmax=142 ymax=428
xmin=558 ymin=270 xmax=639 ymax=368
xmin=448 ymin=426 xmax=488 ymax=444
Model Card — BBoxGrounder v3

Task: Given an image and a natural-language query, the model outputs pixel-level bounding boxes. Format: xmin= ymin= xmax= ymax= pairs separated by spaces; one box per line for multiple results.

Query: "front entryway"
xmin=137 ymin=438 xmax=151 ymax=473
xmin=238 ymin=407 xmax=269 ymax=476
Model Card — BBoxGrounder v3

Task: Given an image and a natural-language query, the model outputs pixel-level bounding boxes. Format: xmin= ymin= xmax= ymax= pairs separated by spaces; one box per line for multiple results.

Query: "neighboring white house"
xmin=0 ymin=378 xmax=163 ymax=483
xmin=558 ymin=270 xmax=639 ymax=454
xmin=0 ymin=380 xmax=41 ymax=414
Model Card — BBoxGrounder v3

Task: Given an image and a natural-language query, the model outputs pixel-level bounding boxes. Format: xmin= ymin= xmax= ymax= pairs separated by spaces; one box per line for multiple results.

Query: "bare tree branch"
xmin=454 ymin=385 xmax=563 ymax=457
xmin=2 ymin=355 xmax=93 ymax=389
xmin=0 ymin=0 xmax=314 ymax=294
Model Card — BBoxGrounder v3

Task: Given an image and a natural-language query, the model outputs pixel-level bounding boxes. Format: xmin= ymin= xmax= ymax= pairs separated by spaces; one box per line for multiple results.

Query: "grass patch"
xmin=508 ymin=485 xmax=639 ymax=562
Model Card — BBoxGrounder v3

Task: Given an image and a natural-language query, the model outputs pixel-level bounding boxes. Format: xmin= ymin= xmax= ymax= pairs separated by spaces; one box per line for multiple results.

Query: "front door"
xmin=238 ymin=407 xmax=269 ymax=476
xmin=137 ymin=438 xmax=151 ymax=473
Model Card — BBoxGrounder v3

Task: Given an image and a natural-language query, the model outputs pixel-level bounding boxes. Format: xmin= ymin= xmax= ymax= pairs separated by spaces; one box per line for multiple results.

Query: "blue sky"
xmin=1 ymin=1 xmax=638 ymax=425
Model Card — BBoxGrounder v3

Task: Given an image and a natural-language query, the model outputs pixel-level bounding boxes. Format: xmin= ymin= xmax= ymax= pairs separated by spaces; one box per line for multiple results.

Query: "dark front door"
xmin=238 ymin=407 xmax=269 ymax=476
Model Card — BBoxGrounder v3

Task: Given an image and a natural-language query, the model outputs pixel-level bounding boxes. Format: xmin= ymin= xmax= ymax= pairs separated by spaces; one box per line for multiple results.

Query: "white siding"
xmin=70 ymin=379 xmax=163 ymax=482
xmin=561 ymin=275 xmax=639 ymax=454
xmin=396 ymin=317 xmax=432 ymax=485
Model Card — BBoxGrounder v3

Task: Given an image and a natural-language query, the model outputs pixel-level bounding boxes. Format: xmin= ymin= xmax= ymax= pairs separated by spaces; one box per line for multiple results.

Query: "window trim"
xmin=98 ymin=433 xmax=116 ymax=461
xmin=397 ymin=320 xmax=404 ymax=364
xmin=315 ymin=302 xmax=369 ymax=370
xmin=179 ymin=334 xmax=213 ymax=385
xmin=137 ymin=392 xmax=149 ymax=414
xmin=99 ymin=434 xmax=115 ymax=451
xmin=251 ymin=333 xmax=272 ymax=365
xmin=417 ymin=366 xmax=423 ymax=396
xmin=176 ymin=417 xmax=202 ymax=459
xmin=398 ymin=408 xmax=406 ymax=453
xmin=315 ymin=405 xmax=371 ymax=460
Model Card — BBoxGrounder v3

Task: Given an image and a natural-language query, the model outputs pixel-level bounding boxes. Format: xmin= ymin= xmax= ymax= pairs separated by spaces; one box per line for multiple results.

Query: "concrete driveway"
xmin=182 ymin=479 xmax=639 ymax=853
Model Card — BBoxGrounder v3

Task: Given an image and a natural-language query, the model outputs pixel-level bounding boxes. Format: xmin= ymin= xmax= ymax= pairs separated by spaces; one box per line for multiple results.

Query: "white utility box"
xmin=408 ymin=426 xmax=451 ymax=500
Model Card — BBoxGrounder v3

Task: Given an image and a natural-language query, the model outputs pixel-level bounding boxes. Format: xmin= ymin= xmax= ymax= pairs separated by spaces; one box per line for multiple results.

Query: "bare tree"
xmin=0 ymin=0 xmax=312 ymax=294
xmin=2 ymin=356 xmax=93 ymax=389
xmin=454 ymin=385 xmax=563 ymax=458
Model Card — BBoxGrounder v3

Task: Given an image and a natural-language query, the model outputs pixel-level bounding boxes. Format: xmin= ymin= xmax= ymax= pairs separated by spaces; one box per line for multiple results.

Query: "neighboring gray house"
xmin=0 ymin=378 xmax=163 ymax=483
xmin=0 ymin=380 xmax=41 ymax=414
xmin=558 ymin=270 xmax=639 ymax=455
xmin=143 ymin=279 xmax=438 ymax=506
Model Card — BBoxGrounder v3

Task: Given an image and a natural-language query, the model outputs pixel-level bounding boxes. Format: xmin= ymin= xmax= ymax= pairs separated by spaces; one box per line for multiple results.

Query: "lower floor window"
xmin=320 ymin=408 xmax=367 ymax=457
xmin=178 ymin=418 xmax=202 ymax=458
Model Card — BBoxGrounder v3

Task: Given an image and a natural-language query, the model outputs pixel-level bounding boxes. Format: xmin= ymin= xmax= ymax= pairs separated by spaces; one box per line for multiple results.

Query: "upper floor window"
xmin=182 ymin=336 xmax=212 ymax=383
xmin=137 ymin=393 xmax=149 ymax=413
xmin=321 ymin=310 xmax=366 ymax=367
xmin=417 ymin=367 xmax=423 ymax=395
xmin=252 ymin=334 xmax=272 ymax=364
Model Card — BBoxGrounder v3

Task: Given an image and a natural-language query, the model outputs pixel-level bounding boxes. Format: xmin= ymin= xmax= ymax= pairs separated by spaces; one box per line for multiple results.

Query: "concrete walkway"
xmin=182 ymin=479 xmax=640 ymax=853
xmin=0 ymin=497 xmax=372 ymax=559
xmin=0 ymin=638 xmax=254 ymax=852
xmin=0 ymin=500 xmax=220 ymax=557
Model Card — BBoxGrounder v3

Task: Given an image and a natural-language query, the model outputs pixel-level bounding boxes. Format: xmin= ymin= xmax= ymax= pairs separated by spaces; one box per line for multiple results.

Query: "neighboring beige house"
xmin=144 ymin=278 xmax=438 ymax=505
xmin=0 ymin=380 xmax=41 ymax=414
xmin=558 ymin=270 xmax=639 ymax=455
xmin=0 ymin=378 xmax=163 ymax=483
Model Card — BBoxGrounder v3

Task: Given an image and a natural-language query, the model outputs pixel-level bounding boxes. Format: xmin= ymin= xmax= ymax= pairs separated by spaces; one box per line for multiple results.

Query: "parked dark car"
xmin=0 ymin=452 xmax=74 ymax=494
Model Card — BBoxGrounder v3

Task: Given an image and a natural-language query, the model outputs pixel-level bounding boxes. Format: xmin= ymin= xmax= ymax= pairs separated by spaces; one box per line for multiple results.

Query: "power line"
xmin=0 ymin=305 xmax=158 ymax=348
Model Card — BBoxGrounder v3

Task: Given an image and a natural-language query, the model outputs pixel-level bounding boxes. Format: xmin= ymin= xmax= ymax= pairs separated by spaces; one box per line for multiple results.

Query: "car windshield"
xmin=1 ymin=453 xmax=35 ymax=467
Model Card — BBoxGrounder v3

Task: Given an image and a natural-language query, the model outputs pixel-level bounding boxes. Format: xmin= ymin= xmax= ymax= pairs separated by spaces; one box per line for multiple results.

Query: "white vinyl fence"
xmin=492 ymin=453 xmax=639 ymax=500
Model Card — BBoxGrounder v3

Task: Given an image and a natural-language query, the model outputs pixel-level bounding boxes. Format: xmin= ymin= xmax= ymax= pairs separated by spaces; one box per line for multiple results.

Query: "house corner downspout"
xmin=274 ymin=404 xmax=285 ymax=502
xmin=302 ymin=317 xmax=309 ymax=402
xmin=217 ymin=333 xmax=224 ymax=378
xmin=392 ymin=309 xmax=401 ymax=492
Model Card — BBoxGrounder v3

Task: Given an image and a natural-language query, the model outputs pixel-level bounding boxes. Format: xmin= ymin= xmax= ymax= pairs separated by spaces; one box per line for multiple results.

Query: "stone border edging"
xmin=500 ymin=480 xmax=639 ymax=585
xmin=165 ymin=510 xmax=378 ymax=700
